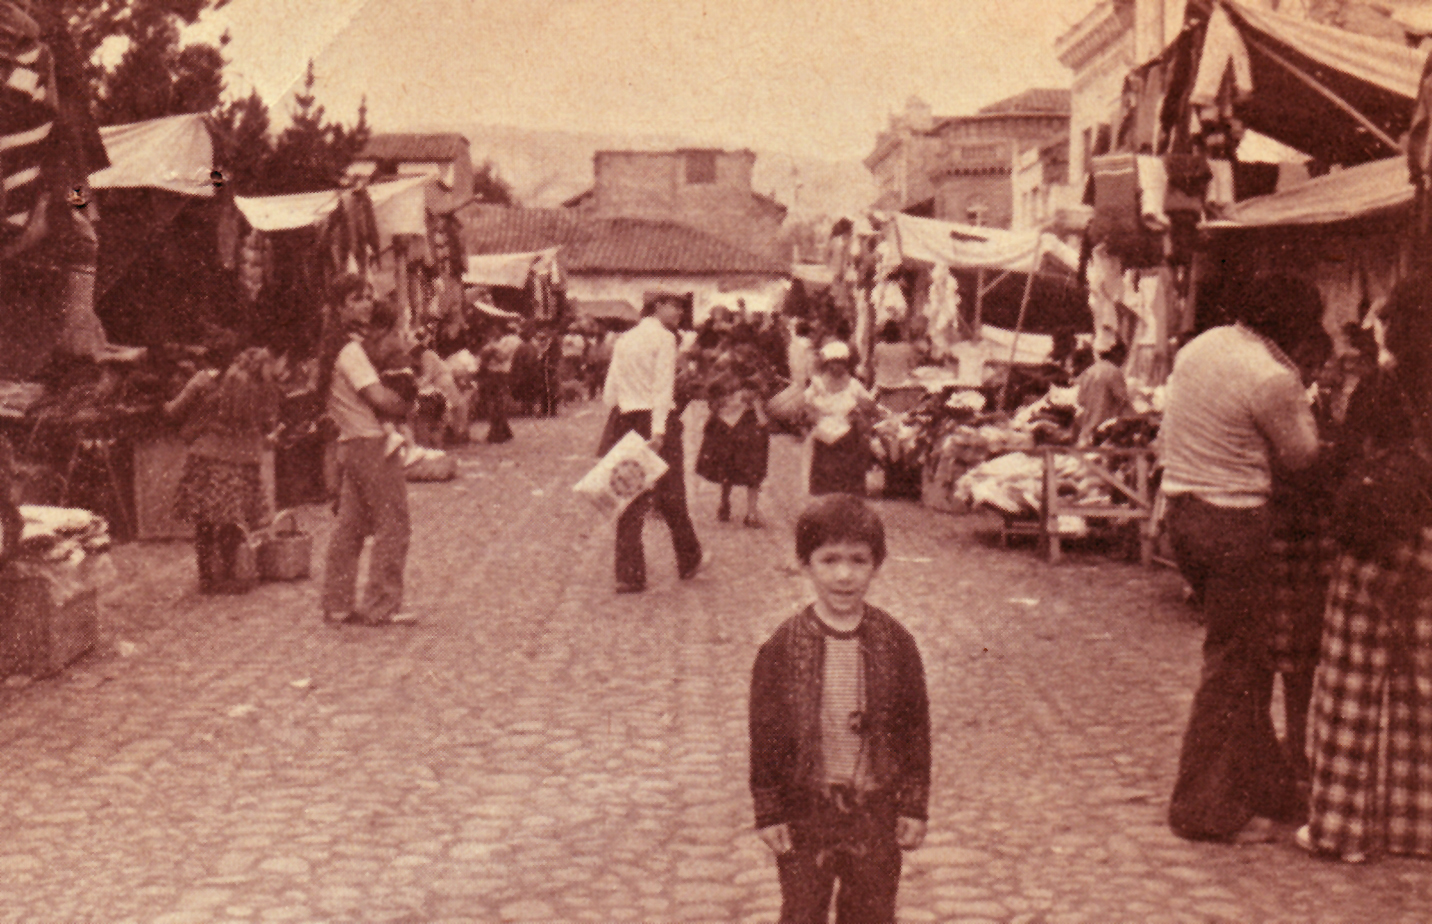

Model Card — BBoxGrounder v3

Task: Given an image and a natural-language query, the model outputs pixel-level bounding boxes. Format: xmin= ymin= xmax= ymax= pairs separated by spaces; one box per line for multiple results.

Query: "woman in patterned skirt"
xmin=168 ymin=346 xmax=282 ymax=593
xmin=1301 ymin=274 xmax=1432 ymax=863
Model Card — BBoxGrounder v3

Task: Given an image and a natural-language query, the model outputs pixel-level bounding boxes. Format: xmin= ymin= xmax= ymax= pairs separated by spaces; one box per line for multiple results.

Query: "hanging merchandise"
xmin=1123 ymin=270 xmax=1168 ymax=385
xmin=1206 ymin=159 xmax=1236 ymax=216
xmin=924 ymin=264 xmax=963 ymax=361
xmin=874 ymin=275 xmax=909 ymax=328
xmin=1189 ymin=5 xmax=1253 ymax=108
xmin=1086 ymin=244 xmax=1123 ymax=346
xmin=1313 ymin=258 xmax=1363 ymax=340
xmin=1088 ymin=154 xmax=1162 ymax=266
xmin=1136 ymin=155 xmax=1170 ymax=232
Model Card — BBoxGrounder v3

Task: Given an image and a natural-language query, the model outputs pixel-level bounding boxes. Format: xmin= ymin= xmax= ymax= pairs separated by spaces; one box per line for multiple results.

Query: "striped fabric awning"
xmin=0 ymin=33 xmax=57 ymax=236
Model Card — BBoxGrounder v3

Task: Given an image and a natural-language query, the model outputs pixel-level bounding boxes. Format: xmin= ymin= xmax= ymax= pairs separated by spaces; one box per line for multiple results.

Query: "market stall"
xmin=462 ymin=247 xmax=566 ymax=324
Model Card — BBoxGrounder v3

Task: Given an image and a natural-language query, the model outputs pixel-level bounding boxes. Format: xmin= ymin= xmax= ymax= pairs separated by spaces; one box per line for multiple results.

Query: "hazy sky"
xmin=191 ymin=0 xmax=1096 ymax=161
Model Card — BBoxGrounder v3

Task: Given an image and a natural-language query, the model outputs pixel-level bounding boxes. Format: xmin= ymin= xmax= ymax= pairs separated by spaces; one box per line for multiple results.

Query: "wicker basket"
xmin=256 ymin=510 xmax=311 ymax=581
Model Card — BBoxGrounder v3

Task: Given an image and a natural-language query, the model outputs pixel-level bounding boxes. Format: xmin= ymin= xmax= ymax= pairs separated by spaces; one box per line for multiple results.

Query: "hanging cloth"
xmin=1190 ymin=6 xmax=1253 ymax=108
xmin=1086 ymin=243 xmax=1124 ymax=344
xmin=924 ymin=264 xmax=962 ymax=361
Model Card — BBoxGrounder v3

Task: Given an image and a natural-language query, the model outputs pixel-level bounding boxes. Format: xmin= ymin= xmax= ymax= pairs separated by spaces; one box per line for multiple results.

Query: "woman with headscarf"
xmin=1300 ymin=273 xmax=1432 ymax=864
xmin=803 ymin=340 xmax=878 ymax=497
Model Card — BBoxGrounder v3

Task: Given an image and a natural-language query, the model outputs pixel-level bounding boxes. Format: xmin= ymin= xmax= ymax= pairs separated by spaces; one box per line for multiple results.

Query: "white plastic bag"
xmin=572 ymin=430 xmax=669 ymax=516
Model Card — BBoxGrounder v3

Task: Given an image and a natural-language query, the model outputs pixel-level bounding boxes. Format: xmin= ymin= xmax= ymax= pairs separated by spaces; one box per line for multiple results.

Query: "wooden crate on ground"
xmin=0 ymin=574 xmax=97 ymax=678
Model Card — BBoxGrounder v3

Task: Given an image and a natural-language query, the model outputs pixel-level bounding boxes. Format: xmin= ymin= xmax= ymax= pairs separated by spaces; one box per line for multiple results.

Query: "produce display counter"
xmin=992 ymin=446 xmax=1158 ymax=565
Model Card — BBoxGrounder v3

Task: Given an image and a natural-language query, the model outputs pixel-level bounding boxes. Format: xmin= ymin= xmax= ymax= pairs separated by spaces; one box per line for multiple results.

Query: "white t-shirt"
xmin=328 ymin=339 xmax=384 ymax=441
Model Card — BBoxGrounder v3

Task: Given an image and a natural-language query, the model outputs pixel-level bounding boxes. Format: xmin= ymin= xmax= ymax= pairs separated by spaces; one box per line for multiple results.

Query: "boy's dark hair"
xmin=795 ymin=494 xmax=887 ymax=566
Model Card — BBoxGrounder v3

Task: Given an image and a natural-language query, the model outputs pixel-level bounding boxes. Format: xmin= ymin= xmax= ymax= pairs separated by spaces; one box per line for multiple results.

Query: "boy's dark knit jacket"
xmin=749 ymin=604 xmax=931 ymax=830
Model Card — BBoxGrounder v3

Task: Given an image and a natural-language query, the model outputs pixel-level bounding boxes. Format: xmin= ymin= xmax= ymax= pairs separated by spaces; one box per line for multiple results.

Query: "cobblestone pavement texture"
xmin=1 ymin=400 xmax=1430 ymax=923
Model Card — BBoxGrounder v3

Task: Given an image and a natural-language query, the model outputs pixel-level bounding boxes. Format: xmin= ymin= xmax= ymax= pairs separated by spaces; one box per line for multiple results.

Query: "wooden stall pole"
xmin=973 ymin=267 xmax=985 ymax=333
xmin=1042 ymin=447 xmax=1062 ymax=564
xmin=995 ymin=238 xmax=1042 ymax=411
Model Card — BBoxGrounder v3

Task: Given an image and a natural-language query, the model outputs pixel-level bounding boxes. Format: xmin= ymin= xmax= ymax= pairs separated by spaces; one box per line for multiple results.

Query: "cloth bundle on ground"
xmin=403 ymin=446 xmax=457 ymax=482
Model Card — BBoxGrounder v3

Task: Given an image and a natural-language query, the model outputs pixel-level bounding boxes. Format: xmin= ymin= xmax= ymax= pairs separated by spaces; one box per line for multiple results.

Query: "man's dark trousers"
xmin=607 ymin=409 xmax=701 ymax=588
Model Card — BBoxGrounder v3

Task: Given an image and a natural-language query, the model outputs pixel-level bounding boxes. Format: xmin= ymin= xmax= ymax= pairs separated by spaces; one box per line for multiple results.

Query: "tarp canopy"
xmin=469 ymin=299 xmax=521 ymax=320
xmin=89 ymin=113 xmax=214 ymax=197
xmin=234 ymin=175 xmax=429 ymax=234
xmin=1203 ymin=156 xmax=1412 ymax=229
xmin=463 ymin=248 xmax=560 ymax=288
xmin=1193 ymin=1 xmax=1426 ymax=165
xmin=572 ymin=299 xmax=640 ymax=323
xmin=881 ymin=213 xmax=1079 ymax=275
xmin=791 ymin=263 xmax=835 ymax=288
xmin=976 ymin=324 xmax=1054 ymax=366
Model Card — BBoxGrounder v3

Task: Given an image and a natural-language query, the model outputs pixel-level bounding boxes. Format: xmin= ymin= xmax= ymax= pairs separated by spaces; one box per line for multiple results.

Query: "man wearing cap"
xmin=600 ymin=296 xmax=705 ymax=593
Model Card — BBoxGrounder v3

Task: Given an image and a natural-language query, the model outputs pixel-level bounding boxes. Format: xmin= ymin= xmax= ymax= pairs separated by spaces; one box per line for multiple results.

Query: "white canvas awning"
xmin=1202 ymin=157 xmax=1411 ymax=229
xmin=234 ymin=175 xmax=430 ymax=234
xmin=90 ymin=113 xmax=214 ymax=197
xmin=463 ymin=248 xmax=560 ymax=288
xmin=469 ymin=299 xmax=521 ymax=319
xmin=882 ymin=213 xmax=1079 ymax=275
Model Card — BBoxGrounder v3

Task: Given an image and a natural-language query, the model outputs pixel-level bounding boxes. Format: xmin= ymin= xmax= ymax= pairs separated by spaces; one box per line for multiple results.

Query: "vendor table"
xmin=999 ymin=446 xmax=1158 ymax=565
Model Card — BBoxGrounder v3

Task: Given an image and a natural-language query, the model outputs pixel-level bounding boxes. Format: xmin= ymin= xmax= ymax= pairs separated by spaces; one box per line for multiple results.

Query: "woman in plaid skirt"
xmin=1301 ymin=274 xmax=1432 ymax=863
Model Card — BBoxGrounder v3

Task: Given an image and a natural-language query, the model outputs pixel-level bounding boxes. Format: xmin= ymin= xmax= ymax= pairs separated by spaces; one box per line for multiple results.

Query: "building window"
xmin=685 ymin=151 xmax=717 ymax=184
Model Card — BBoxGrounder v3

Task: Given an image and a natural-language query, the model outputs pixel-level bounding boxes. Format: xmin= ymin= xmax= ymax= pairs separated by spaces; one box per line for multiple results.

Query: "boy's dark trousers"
xmin=775 ymin=789 xmax=902 ymax=924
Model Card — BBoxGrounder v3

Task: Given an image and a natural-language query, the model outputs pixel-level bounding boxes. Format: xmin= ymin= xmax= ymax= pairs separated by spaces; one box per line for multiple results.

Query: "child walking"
xmin=695 ymin=373 xmax=770 ymax=526
xmin=749 ymin=494 xmax=930 ymax=923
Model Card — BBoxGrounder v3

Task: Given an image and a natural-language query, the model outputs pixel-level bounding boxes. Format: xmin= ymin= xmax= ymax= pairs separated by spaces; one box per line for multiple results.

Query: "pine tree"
xmin=206 ymin=89 xmax=271 ymax=195
xmin=266 ymin=61 xmax=370 ymax=195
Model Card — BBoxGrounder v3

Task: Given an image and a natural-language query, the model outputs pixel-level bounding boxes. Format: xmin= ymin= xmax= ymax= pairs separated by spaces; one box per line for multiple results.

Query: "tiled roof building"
xmin=460 ymin=206 xmax=786 ymax=277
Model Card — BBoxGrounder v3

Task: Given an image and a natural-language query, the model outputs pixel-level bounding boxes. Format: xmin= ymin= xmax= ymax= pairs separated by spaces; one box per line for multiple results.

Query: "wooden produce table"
xmin=998 ymin=446 xmax=1157 ymax=565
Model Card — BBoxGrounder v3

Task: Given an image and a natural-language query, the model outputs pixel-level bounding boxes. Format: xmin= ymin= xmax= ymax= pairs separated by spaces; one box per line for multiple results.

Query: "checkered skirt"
xmin=1268 ymin=526 xmax=1337 ymax=675
xmin=1306 ymin=528 xmax=1432 ymax=858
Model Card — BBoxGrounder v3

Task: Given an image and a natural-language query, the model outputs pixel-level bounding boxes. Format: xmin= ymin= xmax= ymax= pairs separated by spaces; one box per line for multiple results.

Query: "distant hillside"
xmin=407 ymin=123 xmax=877 ymax=221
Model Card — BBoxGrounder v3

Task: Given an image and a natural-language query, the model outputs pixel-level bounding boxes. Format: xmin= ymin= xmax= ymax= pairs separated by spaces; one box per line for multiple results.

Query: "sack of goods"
xmin=573 ymin=430 xmax=668 ymax=517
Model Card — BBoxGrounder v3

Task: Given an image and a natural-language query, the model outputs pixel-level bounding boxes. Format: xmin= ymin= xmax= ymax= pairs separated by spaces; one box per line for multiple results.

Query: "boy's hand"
xmin=896 ymin=817 xmax=927 ymax=850
xmin=757 ymin=823 xmax=792 ymax=856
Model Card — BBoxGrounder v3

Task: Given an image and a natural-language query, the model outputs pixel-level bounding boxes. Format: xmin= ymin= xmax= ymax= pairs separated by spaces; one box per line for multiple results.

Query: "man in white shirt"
xmin=322 ymin=296 xmax=416 ymax=626
xmin=1160 ymin=273 xmax=1321 ymax=844
xmin=601 ymin=296 xmax=704 ymax=593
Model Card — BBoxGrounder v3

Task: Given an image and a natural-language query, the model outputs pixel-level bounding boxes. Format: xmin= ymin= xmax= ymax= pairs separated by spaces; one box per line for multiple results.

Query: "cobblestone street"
xmin=1 ymin=401 xmax=1430 ymax=923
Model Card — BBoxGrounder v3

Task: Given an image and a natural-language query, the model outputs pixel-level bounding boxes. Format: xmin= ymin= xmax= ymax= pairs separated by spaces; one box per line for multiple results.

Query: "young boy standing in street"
xmin=749 ymin=494 xmax=930 ymax=924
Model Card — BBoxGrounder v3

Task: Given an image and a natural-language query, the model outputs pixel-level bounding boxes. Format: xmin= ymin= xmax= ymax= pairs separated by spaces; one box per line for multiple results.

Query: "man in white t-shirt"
xmin=322 ymin=297 xmax=416 ymax=626
xmin=601 ymin=296 xmax=704 ymax=592
xmin=1160 ymin=274 xmax=1321 ymax=844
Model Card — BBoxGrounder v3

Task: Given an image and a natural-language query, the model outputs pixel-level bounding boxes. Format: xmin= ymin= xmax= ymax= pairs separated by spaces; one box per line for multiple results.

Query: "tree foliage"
xmin=55 ymin=0 xmax=227 ymax=125
xmin=264 ymin=61 xmax=370 ymax=195
xmin=206 ymin=89 xmax=271 ymax=194
xmin=473 ymin=160 xmax=515 ymax=207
